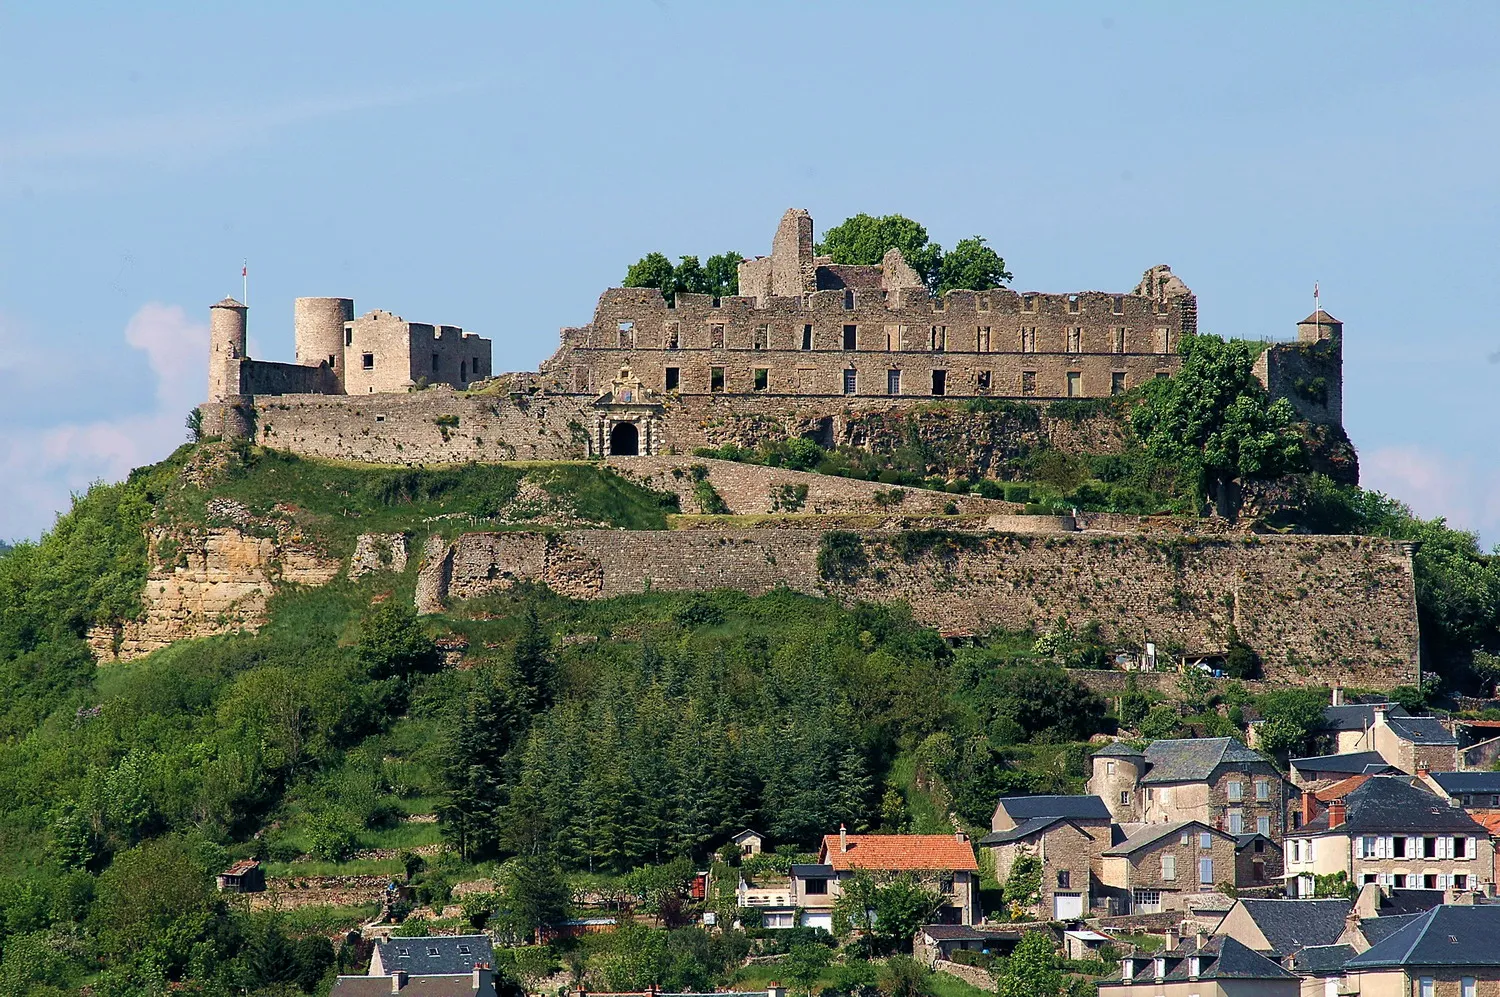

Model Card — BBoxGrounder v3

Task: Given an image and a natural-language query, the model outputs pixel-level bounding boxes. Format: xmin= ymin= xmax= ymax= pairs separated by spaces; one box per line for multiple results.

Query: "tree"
xmin=1223 ymin=626 xmax=1261 ymax=680
xmin=90 ymin=837 xmax=221 ymax=977
xmin=241 ymin=920 xmax=299 ymax=990
xmin=1255 ymin=688 xmax=1328 ymax=756
xmin=624 ymin=250 xmax=742 ymax=303
xmin=832 ymin=873 xmax=941 ymax=954
xmin=998 ymin=931 xmax=1065 ymax=997
xmin=986 ymin=664 xmax=1106 ymax=742
xmin=355 ymin=603 xmax=437 ymax=680
xmin=1131 ymin=334 xmax=1306 ymax=512
xmin=933 ymin=237 xmax=1012 ymax=295
xmin=877 ymin=955 xmax=933 ymax=997
xmin=439 ymin=671 xmax=519 ymax=859
xmin=497 ymin=855 xmax=569 ymax=943
xmin=817 ymin=214 xmax=942 ymax=289
xmin=1002 ymin=854 xmax=1042 ymax=917
xmin=1119 ymin=676 xmax=1150 ymax=729
xmin=624 ymin=253 xmax=676 ymax=295
xmin=1138 ymin=704 xmax=1183 ymax=740
xmin=511 ymin=605 xmax=557 ymax=712
xmin=784 ymin=943 xmax=831 ymax=997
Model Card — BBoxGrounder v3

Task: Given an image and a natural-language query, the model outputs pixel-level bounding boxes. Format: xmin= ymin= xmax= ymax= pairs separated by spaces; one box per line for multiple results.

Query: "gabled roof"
xmin=1321 ymin=703 xmax=1407 ymax=732
xmin=1290 ymin=750 xmax=1391 ymax=775
xmin=1345 ymin=906 xmax=1500 ymax=968
xmin=731 ymin=828 xmax=764 ymax=842
xmin=820 ymin=834 xmax=978 ymax=873
xmin=1379 ymin=890 xmax=1446 ymax=917
xmin=1141 ymin=738 xmax=1267 ymax=784
xmin=1358 ymin=911 xmax=1425 ymax=947
xmin=1102 ymin=820 xmax=1229 ymax=856
xmin=1291 ymin=943 xmax=1357 ymax=975
xmin=374 ymin=935 xmax=493 ymax=977
xmin=979 ymin=816 xmax=1066 ymax=846
xmin=1300 ymin=776 xmax=1484 ymax=835
xmin=996 ymin=794 xmax=1111 ymax=821
xmin=1234 ymin=832 xmax=1280 ymax=852
xmin=1428 ymin=772 xmax=1500 ymax=796
xmin=1385 ymin=715 xmax=1458 ymax=746
xmin=1315 ymin=775 xmax=1371 ymax=801
xmin=1233 ymin=898 xmax=1351 ymax=956
xmin=332 ymin=975 xmax=496 ymax=997
xmin=1116 ymin=936 xmax=1297 ymax=982
xmin=1300 ymin=309 xmax=1342 ymax=325
xmin=1093 ymin=742 xmax=1146 ymax=759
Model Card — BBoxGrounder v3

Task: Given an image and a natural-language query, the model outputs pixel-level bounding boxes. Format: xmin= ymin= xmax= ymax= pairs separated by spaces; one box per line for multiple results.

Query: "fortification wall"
xmin=418 ymin=528 xmax=1420 ymax=687
xmin=247 ymin=390 xmax=592 ymax=463
xmin=238 ymin=359 xmax=339 ymax=397
xmin=1256 ymin=338 xmax=1343 ymax=427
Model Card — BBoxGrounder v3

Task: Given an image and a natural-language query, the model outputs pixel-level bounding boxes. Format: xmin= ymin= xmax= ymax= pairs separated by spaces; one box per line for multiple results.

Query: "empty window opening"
xmin=345 ymin=327 xmax=353 ymax=346
xmin=1114 ymin=327 xmax=1126 ymax=353
xmin=362 ymin=352 xmax=374 ymax=370
xmin=843 ymin=324 xmax=857 ymax=350
xmin=473 ymin=356 xmax=480 ymax=376
xmin=710 ymin=323 xmax=724 ymax=349
xmin=1111 ymin=371 xmax=1126 ymax=395
xmin=328 ymin=354 xmax=337 ymax=368
xmin=432 ymin=352 xmax=439 ymax=371
xmin=665 ymin=366 xmax=680 ymax=391
xmin=1021 ymin=327 xmax=1036 ymax=353
xmin=754 ymin=324 xmax=768 ymax=350
xmin=1068 ymin=294 xmax=1080 ymax=314
xmin=460 ymin=360 xmax=467 ymax=380
xmin=843 ymin=289 xmax=855 ymax=309
xmin=665 ymin=322 xmax=680 ymax=349
xmin=1068 ymin=327 xmax=1082 ymax=353
xmin=887 ymin=369 xmax=901 ymax=395
xmin=977 ymin=370 xmax=992 ymax=394
xmin=710 ymin=366 xmax=725 ymax=392
xmin=1021 ymin=371 xmax=1036 ymax=396
xmin=375 ymin=414 xmax=385 ymax=423
xmin=842 ymin=369 xmax=857 ymax=395
xmin=801 ymin=325 xmax=813 ymax=350
xmin=886 ymin=325 xmax=901 ymax=351
xmin=930 ymin=325 xmax=946 ymax=351
xmin=1067 ymin=371 xmax=1082 ymax=397
xmin=1157 ymin=327 xmax=1173 ymax=353
xmin=753 ymin=368 xmax=769 ymax=391
xmin=932 ymin=370 xmax=947 ymax=396
xmin=1057 ymin=870 xmax=1070 ymax=888
xmin=617 ymin=320 xmax=634 ymax=347
xmin=1022 ymin=294 xmax=1037 ymax=312
xmin=977 ymin=326 xmax=991 ymax=352
xmin=1113 ymin=294 xmax=1125 ymax=315
xmin=1455 ymin=836 xmax=1468 ymax=857
xmin=609 ymin=421 xmax=640 ymax=456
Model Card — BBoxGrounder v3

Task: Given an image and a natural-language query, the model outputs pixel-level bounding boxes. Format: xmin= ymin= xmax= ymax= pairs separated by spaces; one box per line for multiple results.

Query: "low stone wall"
xmin=1067 ymin=669 xmax=1271 ymax=698
xmin=417 ymin=527 xmax=1420 ymax=687
xmin=249 ymin=875 xmax=390 ymax=912
xmin=934 ymin=960 xmax=997 ymax=990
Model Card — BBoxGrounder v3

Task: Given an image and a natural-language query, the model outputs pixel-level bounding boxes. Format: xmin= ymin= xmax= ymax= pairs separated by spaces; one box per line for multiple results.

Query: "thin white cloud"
xmin=1364 ymin=446 xmax=1500 ymax=550
xmin=0 ymin=304 xmax=206 ymax=541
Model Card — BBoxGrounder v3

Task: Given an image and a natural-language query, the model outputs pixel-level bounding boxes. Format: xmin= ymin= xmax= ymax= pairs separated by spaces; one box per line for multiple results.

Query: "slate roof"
xmin=1428 ymin=772 xmax=1500 ymax=796
xmin=1115 ymin=936 xmax=1297 ymax=982
xmin=1300 ymin=776 xmax=1485 ymax=834
xmin=1385 ymin=715 xmax=1458 ymax=746
xmin=979 ymin=816 xmax=1067 ymax=846
xmin=374 ymin=935 xmax=493 ymax=977
xmin=1234 ymin=898 xmax=1351 ymax=956
xmin=1322 ymin=703 xmax=1407 ymax=732
xmin=1093 ymin=742 xmax=1146 ymax=758
xmin=820 ymin=834 xmax=978 ymax=872
xmin=1290 ymin=750 xmax=1391 ymax=776
xmin=1345 ymin=906 xmax=1500 ymax=968
xmin=1291 ymin=944 xmax=1357 ymax=975
xmin=920 ymin=923 xmax=1024 ymax=941
xmin=788 ymin=864 xmax=834 ymax=877
xmin=1358 ymin=912 xmax=1425 ymax=947
xmin=996 ymin=794 xmax=1111 ymax=821
xmin=1301 ymin=309 xmax=1342 ymax=325
xmin=331 ymin=974 xmax=496 ymax=997
xmin=1379 ymin=890 xmax=1446 ymax=917
xmin=1233 ymin=832 xmax=1280 ymax=852
xmin=1102 ymin=820 xmax=1227 ymax=856
xmin=1141 ymin=737 xmax=1267 ymax=784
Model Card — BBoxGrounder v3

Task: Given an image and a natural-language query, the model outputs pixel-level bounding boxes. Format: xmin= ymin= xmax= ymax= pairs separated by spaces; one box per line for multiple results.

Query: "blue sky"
xmin=2 ymin=2 xmax=1498 ymax=544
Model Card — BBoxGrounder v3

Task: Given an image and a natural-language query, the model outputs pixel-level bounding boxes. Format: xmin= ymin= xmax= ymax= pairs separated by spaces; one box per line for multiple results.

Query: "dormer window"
xmin=1189 ymin=956 xmax=1201 ymax=978
xmin=458 ymin=945 xmax=471 ymax=955
xmin=428 ymin=947 xmax=440 ymax=957
xmin=1121 ymin=960 xmax=1134 ymax=982
xmin=1154 ymin=958 xmax=1166 ymax=980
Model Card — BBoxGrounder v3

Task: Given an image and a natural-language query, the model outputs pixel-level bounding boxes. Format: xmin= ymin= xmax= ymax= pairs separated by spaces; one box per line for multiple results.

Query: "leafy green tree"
xmin=1002 ymin=854 xmax=1042 ymax=917
xmin=832 ymin=873 xmax=941 ymax=954
xmin=817 ymin=214 xmax=943 ymax=289
xmin=1138 ymin=704 xmax=1183 ymax=740
xmin=878 ymin=954 xmax=933 ymax=997
xmin=624 ymin=252 xmax=676 ymax=294
xmin=306 ymin=807 xmax=359 ymax=862
xmin=1255 ymin=688 xmax=1328 ymax=756
xmin=784 ymin=943 xmax=831 ymax=996
xmin=998 ymin=931 xmax=1065 ymax=997
xmin=933 ymin=236 xmax=1012 ymax=295
xmin=624 ymin=251 xmax=742 ymax=302
xmin=355 ymin=603 xmax=437 ymax=680
xmin=1131 ymin=334 xmax=1306 ymax=511
xmin=985 ymin=664 xmax=1107 ymax=742
xmin=497 ymin=855 xmax=569 ymax=943
xmin=1119 ymin=676 xmax=1150 ymax=728
xmin=90 ymin=837 xmax=222 ymax=977
xmin=241 ymin=919 xmax=299 ymax=989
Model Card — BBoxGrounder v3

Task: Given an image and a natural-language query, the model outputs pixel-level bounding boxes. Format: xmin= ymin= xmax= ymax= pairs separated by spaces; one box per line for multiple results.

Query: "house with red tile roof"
xmin=788 ymin=826 xmax=981 ymax=928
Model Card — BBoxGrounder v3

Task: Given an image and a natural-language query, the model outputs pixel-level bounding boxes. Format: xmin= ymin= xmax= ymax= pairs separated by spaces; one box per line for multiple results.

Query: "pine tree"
xmin=511 ymin=605 xmax=556 ymax=713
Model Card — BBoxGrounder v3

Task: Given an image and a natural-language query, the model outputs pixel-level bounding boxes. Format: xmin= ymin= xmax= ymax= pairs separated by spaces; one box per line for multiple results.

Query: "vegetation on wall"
xmin=815 ymin=214 xmax=1013 ymax=295
xmin=624 ymin=251 xmax=742 ymax=302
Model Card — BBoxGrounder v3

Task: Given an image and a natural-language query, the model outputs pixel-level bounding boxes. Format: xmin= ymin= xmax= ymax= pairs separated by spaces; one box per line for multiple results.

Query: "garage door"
xmin=802 ymin=912 xmax=834 ymax=932
xmin=1053 ymin=893 xmax=1084 ymax=919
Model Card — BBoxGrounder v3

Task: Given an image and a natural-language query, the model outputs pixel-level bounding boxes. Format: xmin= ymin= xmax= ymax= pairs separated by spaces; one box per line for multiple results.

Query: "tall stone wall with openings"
xmin=417 ymin=527 xmax=1419 ymax=687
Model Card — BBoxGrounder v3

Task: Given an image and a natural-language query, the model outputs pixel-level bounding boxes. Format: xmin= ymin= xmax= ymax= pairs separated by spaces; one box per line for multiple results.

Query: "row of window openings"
xmin=1155 ymin=855 xmax=1217 ymax=884
xmin=671 ymin=367 xmax=1139 ymax=396
xmin=630 ymin=321 xmax=1171 ymax=354
xmin=1420 ymin=978 xmax=1476 ymax=997
xmin=356 ymin=353 xmax=483 ymax=380
xmin=1357 ymin=872 xmax=1470 ymax=891
xmin=642 ymin=292 xmax=1166 ymax=317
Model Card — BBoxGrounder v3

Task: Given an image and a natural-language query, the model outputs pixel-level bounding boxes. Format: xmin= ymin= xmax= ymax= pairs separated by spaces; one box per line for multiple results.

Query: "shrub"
xmin=974 ymin=479 xmax=1003 ymax=500
xmin=817 ymin=531 xmax=867 ymax=582
xmin=1003 ymin=484 xmax=1032 ymax=503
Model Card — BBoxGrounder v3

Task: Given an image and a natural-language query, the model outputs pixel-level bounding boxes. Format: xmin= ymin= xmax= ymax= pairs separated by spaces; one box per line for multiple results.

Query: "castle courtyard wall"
xmin=419 ymin=528 xmax=1420 ymax=687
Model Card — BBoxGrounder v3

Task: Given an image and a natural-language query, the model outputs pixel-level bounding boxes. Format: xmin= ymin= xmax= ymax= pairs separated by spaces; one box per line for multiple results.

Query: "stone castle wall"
xmin=1255 ymin=338 xmax=1343 ymax=427
xmin=417 ymin=528 xmax=1420 ymax=687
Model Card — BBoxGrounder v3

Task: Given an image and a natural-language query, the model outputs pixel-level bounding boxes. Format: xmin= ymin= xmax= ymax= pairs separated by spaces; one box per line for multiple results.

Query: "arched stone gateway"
xmin=608 ymin=421 xmax=640 ymax=456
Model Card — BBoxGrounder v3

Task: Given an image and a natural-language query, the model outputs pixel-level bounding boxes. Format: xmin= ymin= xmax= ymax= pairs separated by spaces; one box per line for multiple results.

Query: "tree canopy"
xmin=816 ymin=213 xmax=1012 ymax=295
xmin=624 ymin=251 xmax=742 ymax=302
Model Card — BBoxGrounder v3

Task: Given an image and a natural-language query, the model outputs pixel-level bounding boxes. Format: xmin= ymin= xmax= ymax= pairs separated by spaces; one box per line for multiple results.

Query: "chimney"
xmin=839 ymin=824 xmax=848 ymax=853
xmin=1195 ymin=930 xmax=1205 ymax=949
xmin=1416 ymin=764 xmax=1430 ymax=780
xmin=391 ymin=971 xmax=408 ymax=994
xmin=473 ymin=964 xmax=488 ymax=991
xmin=1328 ymin=798 xmax=1347 ymax=830
xmin=1373 ymin=704 xmax=1389 ymax=725
xmin=1165 ymin=926 xmax=1180 ymax=949
xmin=955 ymin=830 xmax=968 ymax=843
xmin=1331 ymin=686 xmax=1344 ymax=707
xmin=1302 ymin=790 xmax=1318 ymax=827
xmin=769 ymin=982 xmax=787 ymax=997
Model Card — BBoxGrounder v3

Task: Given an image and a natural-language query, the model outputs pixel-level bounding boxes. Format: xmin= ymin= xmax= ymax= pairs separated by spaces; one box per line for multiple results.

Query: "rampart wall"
xmin=417 ymin=528 xmax=1420 ymax=687
xmin=1255 ymin=338 xmax=1343 ymax=427
xmin=237 ymin=359 xmax=339 ymax=397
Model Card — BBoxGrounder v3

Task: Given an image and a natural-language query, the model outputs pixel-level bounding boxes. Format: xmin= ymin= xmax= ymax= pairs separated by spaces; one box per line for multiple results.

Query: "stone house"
xmin=1289 ymin=753 xmax=1397 ymax=793
xmin=1421 ymin=773 xmax=1500 ymax=813
xmin=1090 ymin=738 xmax=1288 ymax=839
xmin=1366 ymin=709 xmax=1460 ymax=776
xmin=731 ymin=828 xmax=765 ymax=857
xmin=368 ymin=935 xmax=494 ymax=977
xmin=1316 ymin=693 xmax=1409 ymax=755
xmin=1343 ymin=905 xmax=1500 ymax=997
xmin=1235 ymin=833 xmax=1285 ymax=891
xmin=1099 ymin=820 xmax=1240 ymax=913
xmin=795 ymin=828 xmax=980 ymax=926
xmin=1283 ymin=777 xmax=1494 ymax=897
xmin=979 ymin=795 xmax=1111 ymax=919
xmin=1100 ymin=935 xmax=1299 ymax=997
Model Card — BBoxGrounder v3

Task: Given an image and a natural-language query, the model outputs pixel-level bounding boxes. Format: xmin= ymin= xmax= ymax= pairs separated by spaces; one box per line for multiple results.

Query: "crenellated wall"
xmin=416 ymin=527 xmax=1420 ymax=687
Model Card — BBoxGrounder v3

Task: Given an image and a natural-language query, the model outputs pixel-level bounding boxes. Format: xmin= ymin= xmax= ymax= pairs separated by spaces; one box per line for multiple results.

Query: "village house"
xmin=1343 ymin=905 xmax=1500 ymax=997
xmin=1315 ymin=691 xmax=1409 ymax=755
xmin=1283 ymin=777 xmax=1494 ymax=897
xmin=730 ymin=828 xmax=765 ymax=857
xmin=1101 ymin=935 xmax=1300 ymax=997
xmin=1420 ymin=773 xmax=1500 ymax=813
xmin=1213 ymin=898 xmax=1353 ymax=959
xmin=1290 ymin=753 xmax=1397 ymax=793
xmin=789 ymin=828 xmax=981 ymax=927
xmin=368 ymin=936 xmax=494 ymax=977
xmin=1235 ymin=833 xmax=1285 ymax=892
xmin=1091 ymin=738 xmax=1289 ymax=838
xmin=979 ymin=794 xmax=1111 ymax=919
xmin=1098 ymin=820 xmax=1239 ymax=913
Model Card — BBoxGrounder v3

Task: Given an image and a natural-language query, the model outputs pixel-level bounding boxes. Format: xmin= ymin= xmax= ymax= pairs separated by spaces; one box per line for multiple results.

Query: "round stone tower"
xmin=1089 ymin=741 xmax=1145 ymax=823
xmin=208 ymin=297 xmax=248 ymax=403
xmin=294 ymin=297 xmax=354 ymax=391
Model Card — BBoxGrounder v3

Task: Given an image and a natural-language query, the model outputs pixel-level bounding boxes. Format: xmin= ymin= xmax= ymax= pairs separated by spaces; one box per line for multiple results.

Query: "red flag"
xmin=242 ymin=264 xmax=248 ymax=277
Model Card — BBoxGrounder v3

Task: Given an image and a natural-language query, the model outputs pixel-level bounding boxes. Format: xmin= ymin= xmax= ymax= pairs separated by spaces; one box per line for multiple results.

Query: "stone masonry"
xmin=416 ymin=528 xmax=1420 ymax=687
